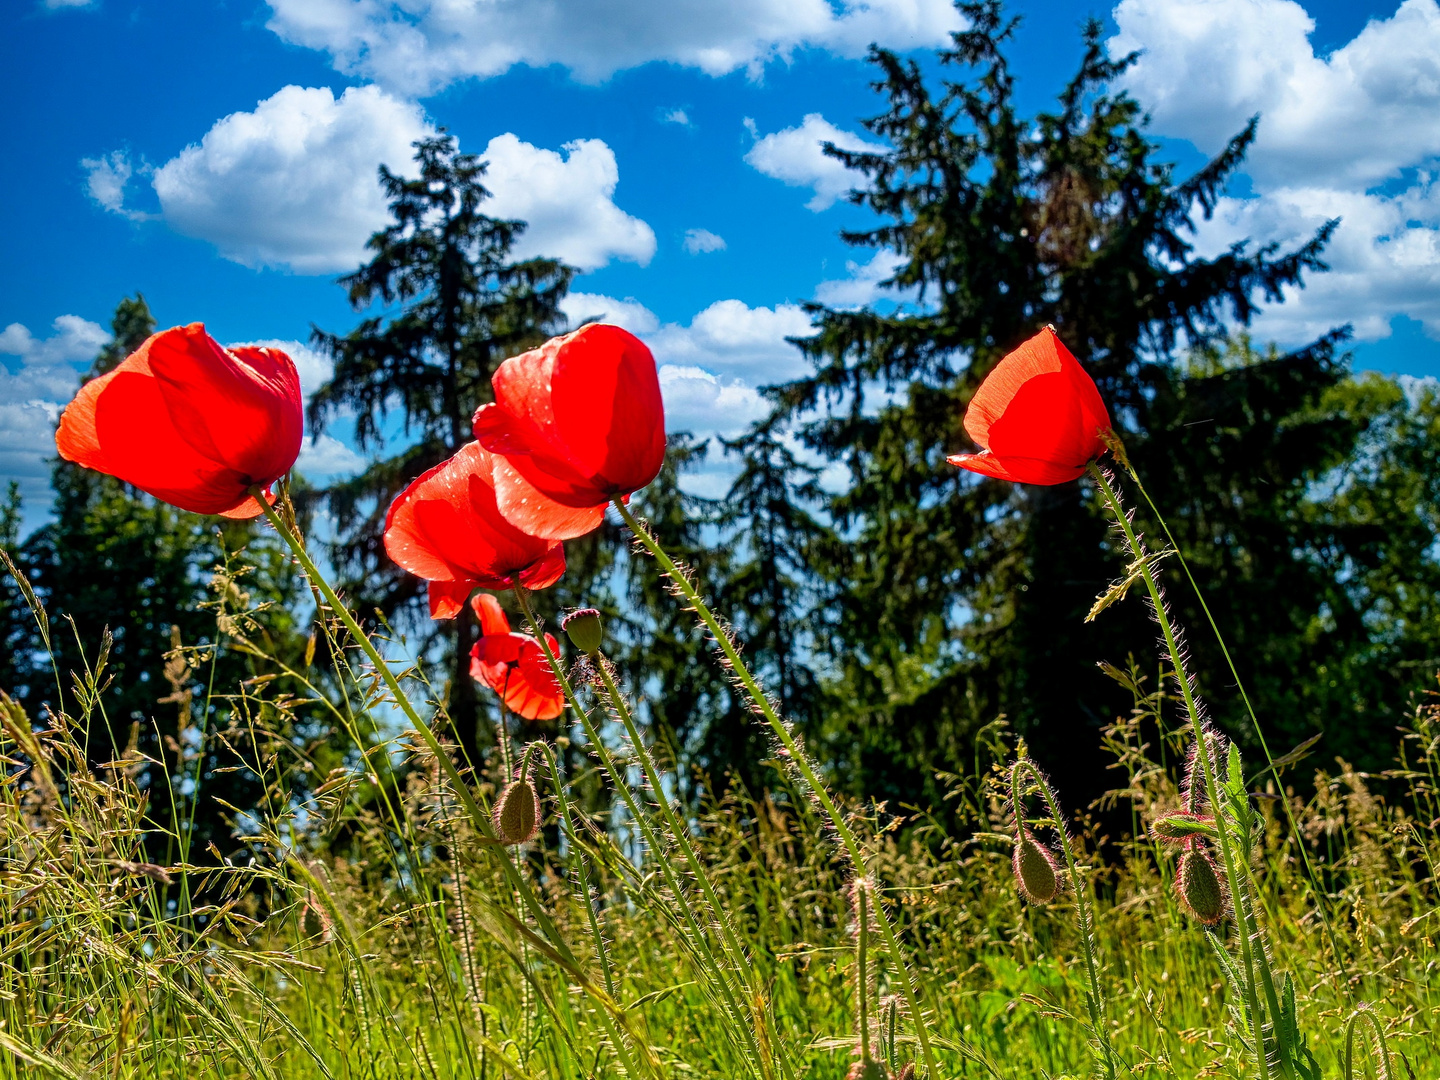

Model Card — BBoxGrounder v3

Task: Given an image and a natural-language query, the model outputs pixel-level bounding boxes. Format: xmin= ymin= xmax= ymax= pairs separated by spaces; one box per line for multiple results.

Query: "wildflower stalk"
xmin=856 ymin=881 xmax=872 ymax=1064
xmin=251 ymin=488 xmax=650 ymax=1080
xmin=1009 ymin=759 xmax=1117 ymax=1079
xmin=511 ymin=583 xmax=776 ymax=1080
xmin=612 ymin=497 xmax=941 ymax=1080
xmin=1088 ymin=465 xmax=1271 ymax=1080
xmin=1343 ymin=1004 xmax=1393 ymax=1080
xmin=1128 ymin=472 xmax=1349 ymax=979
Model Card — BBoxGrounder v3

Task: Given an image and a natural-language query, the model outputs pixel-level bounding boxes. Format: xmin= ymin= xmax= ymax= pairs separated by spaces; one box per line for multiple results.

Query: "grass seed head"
xmin=1013 ymin=829 xmax=1060 ymax=904
xmin=1176 ymin=844 xmax=1225 ymax=924
xmin=493 ymin=777 xmax=540 ymax=846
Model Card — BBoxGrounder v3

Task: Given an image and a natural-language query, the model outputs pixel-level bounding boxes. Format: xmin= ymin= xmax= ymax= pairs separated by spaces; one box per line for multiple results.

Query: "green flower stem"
xmin=1088 ymin=465 xmax=1271 ymax=1080
xmin=612 ymin=497 xmax=941 ymax=1080
xmin=1343 ymin=1004 xmax=1393 ymax=1080
xmin=251 ymin=489 xmax=646 ymax=1080
xmin=510 ymin=583 xmax=770 ymax=1079
xmin=1010 ymin=760 xmax=1116 ymax=1079
xmin=537 ymin=741 xmax=617 ymax=1003
xmin=1127 ymin=470 xmax=1349 ymax=981
xmin=856 ymin=882 xmax=871 ymax=1064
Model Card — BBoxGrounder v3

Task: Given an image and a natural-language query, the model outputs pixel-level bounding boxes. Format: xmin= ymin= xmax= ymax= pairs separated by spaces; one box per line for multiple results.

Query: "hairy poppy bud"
xmin=1151 ymin=811 xmax=1217 ymax=844
xmin=562 ymin=608 xmax=604 ymax=656
xmin=845 ymin=1059 xmax=889 ymax=1080
xmin=1013 ymin=829 xmax=1059 ymax=903
xmin=896 ymin=1065 xmax=915 ymax=1080
xmin=1176 ymin=846 xmax=1225 ymax=924
xmin=493 ymin=777 xmax=540 ymax=845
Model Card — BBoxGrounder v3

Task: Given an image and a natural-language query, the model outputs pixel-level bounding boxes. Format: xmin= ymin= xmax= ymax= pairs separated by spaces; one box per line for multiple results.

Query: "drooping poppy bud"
xmin=1013 ymin=829 xmax=1060 ymax=904
xmin=55 ymin=323 xmax=303 ymax=517
xmin=561 ymin=608 xmax=604 ymax=656
xmin=493 ymin=776 xmax=541 ymax=846
xmin=946 ymin=326 xmax=1113 ymax=485
xmin=1151 ymin=811 xmax=1218 ymax=844
xmin=1176 ymin=845 xmax=1225 ymax=924
xmin=384 ymin=442 xmax=566 ymax=619
xmin=472 ymin=324 xmax=666 ymax=540
xmin=469 ymin=594 xmax=565 ymax=721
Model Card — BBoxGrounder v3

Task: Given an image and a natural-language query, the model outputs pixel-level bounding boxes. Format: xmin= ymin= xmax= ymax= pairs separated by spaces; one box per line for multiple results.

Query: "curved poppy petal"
xmin=490 ymin=453 xmax=609 ymax=541
xmin=510 ymin=636 xmax=564 ymax=720
xmin=947 ymin=452 xmax=1087 ymax=485
xmin=383 ymin=443 xmax=567 ymax=609
xmin=471 ymin=593 xmax=513 ymax=637
xmin=428 ymin=579 xmax=475 ymax=620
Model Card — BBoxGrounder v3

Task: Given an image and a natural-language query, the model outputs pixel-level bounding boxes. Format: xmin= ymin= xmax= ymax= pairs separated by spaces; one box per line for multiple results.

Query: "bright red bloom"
xmin=384 ymin=442 xmax=566 ymax=619
xmin=472 ymin=323 xmax=666 ymax=540
xmin=55 ymin=323 xmax=303 ymax=517
xmin=947 ymin=326 xmax=1113 ymax=485
xmin=469 ymin=594 xmax=564 ymax=721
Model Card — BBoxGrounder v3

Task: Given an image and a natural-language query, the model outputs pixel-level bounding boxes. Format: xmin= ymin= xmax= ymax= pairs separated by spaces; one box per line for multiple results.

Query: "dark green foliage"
xmin=745 ymin=1 xmax=1412 ymax=809
xmin=307 ymin=133 xmax=574 ymax=766
xmin=13 ymin=296 xmax=313 ymax=859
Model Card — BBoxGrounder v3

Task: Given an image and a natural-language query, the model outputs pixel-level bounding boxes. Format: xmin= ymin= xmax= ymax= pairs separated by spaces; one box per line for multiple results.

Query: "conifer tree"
xmin=761 ymin=2 xmax=1343 ymax=805
xmin=307 ymin=134 xmax=574 ymax=764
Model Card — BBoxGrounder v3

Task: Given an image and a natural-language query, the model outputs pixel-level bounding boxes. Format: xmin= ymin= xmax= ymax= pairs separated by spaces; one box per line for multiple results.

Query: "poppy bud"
xmin=1151 ymin=812 xmax=1217 ymax=844
xmin=895 ymin=1066 xmax=915 ymax=1080
xmin=493 ymin=777 xmax=540 ymax=846
xmin=561 ymin=608 xmax=604 ymax=656
xmin=1176 ymin=846 xmax=1225 ymax=924
xmin=1013 ymin=829 xmax=1059 ymax=904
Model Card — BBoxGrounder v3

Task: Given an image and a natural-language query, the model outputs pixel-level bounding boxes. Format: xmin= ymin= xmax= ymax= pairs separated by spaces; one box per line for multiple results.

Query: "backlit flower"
xmin=469 ymin=594 xmax=564 ymax=721
xmin=472 ymin=324 xmax=666 ymax=540
xmin=947 ymin=326 xmax=1113 ymax=485
xmin=55 ymin=323 xmax=302 ymax=517
xmin=383 ymin=442 xmax=566 ymax=619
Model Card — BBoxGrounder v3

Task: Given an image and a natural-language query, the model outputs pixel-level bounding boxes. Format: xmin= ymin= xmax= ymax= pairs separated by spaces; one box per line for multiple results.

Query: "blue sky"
xmin=3 ymin=0 xmax=1438 ymax=533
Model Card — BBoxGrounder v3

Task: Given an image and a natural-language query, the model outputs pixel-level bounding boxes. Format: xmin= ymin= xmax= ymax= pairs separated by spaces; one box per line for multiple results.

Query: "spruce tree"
xmin=761 ymin=2 xmax=1343 ymax=806
xmin=307 ymin=134 xmax=574 ymax=765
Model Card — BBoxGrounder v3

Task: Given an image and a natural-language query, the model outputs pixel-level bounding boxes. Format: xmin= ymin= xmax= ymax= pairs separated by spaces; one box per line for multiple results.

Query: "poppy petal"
xmin=471 ymin=593 xmax=512 ymax=637
xmin=490 ymin=453 xmax=608 ymax=541
xmin=428 ymin=579 xmax=474 ymax=620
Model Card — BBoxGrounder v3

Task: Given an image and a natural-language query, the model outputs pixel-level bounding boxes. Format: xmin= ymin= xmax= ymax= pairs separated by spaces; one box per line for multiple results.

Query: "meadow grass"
xmin=1 ymin=497 xmax=1436 ymax=1080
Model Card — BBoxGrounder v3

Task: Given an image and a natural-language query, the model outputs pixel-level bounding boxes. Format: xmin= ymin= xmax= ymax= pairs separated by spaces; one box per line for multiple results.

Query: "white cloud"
xmin=1109 ymin=0 xmax=1440 ymax=348
xmin=265 ymin=0 xmax=963 ymax=95
xmin=660 ymin=108 xmax=693 ymax=127
xmin=43 ymin=0 xmax=95 ymax=8
xmin=650 ymin=298 xmax=815 ymax=387
xmin=660 ymin=365 xmax=771 ymax=439
xmin=683 ymin=228 xmax=727 ymax=254
xmin=90 ymin=87 xmax=654 ymax=275
xmin=1114 ymin=0 xmax=1440 ymax=188
xmin=297 ymin=432 xmax=366 ymax=479
xmin=0 ymin=316 xmax=108 ymax=531
xmin=560 ymin=292 xmax=661 ymax=335
xmin=479 ymin=135 xmax=655 ymax=271
xmin=814 ymin=249 xmax=909 ymax=309
xmin=744 ymin=113 xmax=884 ymax=210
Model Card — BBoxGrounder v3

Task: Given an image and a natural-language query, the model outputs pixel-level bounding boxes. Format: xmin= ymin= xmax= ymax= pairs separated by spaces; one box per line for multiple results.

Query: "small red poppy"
xmin=55 ymin=323 xmax=303 ymax=517
xmin=947 ymin=326 xmax=1113 ymax=485
xmin=469 ymin=594 xmax=564 ymax=721
xmin=472 ymin=323 xmax=666 ymax=540
xmin=384 ymin=442 xmax=566 ymax=619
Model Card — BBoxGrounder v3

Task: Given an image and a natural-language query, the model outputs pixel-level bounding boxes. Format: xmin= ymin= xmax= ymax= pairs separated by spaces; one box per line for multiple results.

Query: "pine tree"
xmin=760 ymin=2 xmax=1342 ymax=807
xmin=307 ymin=133 xmax=574 ymax=765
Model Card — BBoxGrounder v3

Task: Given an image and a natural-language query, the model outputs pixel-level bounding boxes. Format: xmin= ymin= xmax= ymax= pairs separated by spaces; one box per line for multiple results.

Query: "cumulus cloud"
xmin=297 ymin=432 xmax=367 ymax=479
xmin=560 ymin=292 xmax=661 ymax=335
xmin=683 ymin=228 xmax=727 ymax=254
xmin=660 ymin=108 xmax=693 ymax=127
xmin=265 ymin=0 xmax=962 ymax=94
xmin=814 ymin=249 xmax=909 ymax=309
xmin=0 ymin=315 xmax=107 ymax=528
xmin=43 ymin=0 xmax=95 ymax=9
xmin=88 ymin=86 xmax=654 ymax=275
xmin=479 ymin=135 xmax=655 ymax=271
xmin=744 ymin=113 xmax=884 ymax=210
xmin=1110 ymin=0 xmax=1440 ymax=347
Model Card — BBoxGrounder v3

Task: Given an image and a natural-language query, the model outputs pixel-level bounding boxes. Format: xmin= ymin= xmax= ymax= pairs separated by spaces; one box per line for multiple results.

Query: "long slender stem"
xmin=511 ymin=583 xmax=769 ymax=1078
xmin=1010 ymin=760 xmax=1116 ymax=1079
xmin=1088 ymin=466 xmax=1271 ymax=1080
xmin=251 ymin=489 xmax=646 ymax=1080
xmin=612 ymin=497 xmax=941 ymax=1080
xmin=1128 ymin=472 xmax=1349 ymax=980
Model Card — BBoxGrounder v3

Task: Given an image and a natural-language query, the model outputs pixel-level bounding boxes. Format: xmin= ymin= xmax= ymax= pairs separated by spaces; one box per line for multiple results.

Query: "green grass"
xmin=1 ymin=511 xmax=1436 ymax=1080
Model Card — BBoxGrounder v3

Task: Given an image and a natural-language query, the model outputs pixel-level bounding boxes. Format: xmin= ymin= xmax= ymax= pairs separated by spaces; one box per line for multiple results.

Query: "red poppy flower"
xmin=55 ymin=323 xmax=303 ymax=517
xmin=384 ymin=442 xmax=566 ymax=619
xmin=472 ymin=323 xmax=666 ymax=540
xmin=947 ymin=326 xmax=1113 ymax=485
xmin=469 ymin=594 xmax=564 ymax=721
